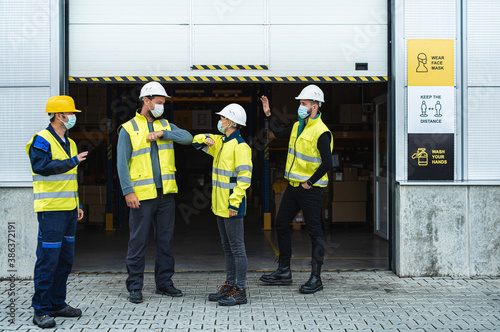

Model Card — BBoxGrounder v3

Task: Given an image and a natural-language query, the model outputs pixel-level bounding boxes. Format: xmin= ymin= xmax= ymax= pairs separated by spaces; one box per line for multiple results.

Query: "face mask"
xmin=298 ymin=105 xmax=311 ymax=119
xmin=217 ymin=120 xmax=229 ymax=134
xmin=61 ymin=114 xmax=76 ymax=130
xmin=148 ymin=100 xmax=164 ymax=118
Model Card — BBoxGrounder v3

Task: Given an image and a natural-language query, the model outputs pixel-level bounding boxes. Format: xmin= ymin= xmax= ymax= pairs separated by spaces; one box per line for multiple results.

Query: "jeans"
xmin=126 ymin=190 xmax=176 ymax=291
xmin=275 ymin=184 xmax=325 ymax=264
xmin=217 ymin=216 xmax=248 ymax=289
xmin=32 ymin=209 xmax=77 ymax=316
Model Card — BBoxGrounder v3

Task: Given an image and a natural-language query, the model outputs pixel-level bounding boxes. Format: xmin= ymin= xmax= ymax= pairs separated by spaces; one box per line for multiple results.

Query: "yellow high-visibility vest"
xmin=122 ymin=113 xmax=177 ymax=201
xmin=26 ymin=129 xmax=79 ymax=212
xmin=193 ymin=132 xmax=252 ymax=218
xmin=284 ymin=114 xmax=333 ymax=187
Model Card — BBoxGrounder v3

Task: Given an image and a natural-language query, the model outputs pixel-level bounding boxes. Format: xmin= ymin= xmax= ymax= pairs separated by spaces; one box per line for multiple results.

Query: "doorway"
xmin=68 ymin=82 xmax=389 ymax=272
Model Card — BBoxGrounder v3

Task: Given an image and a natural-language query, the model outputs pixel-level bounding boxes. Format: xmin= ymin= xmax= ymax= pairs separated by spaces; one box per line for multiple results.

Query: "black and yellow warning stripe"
xmin=191 ymin=65 xmax=268 ymax=70
xmin=69 ymin=76 xmax=387 ymax=83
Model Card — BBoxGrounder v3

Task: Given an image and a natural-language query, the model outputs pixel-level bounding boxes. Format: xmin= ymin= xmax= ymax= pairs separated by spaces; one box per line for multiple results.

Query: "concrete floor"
xmin=73 ymin=205 xmax=388 ymax=272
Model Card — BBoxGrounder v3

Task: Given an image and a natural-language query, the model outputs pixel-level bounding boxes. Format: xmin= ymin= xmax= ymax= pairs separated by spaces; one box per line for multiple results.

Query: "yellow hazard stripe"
xmin=69 ymin=76 xmax=388 ymax=83
xmin=191 ymin=64 xmax=269 ymax=70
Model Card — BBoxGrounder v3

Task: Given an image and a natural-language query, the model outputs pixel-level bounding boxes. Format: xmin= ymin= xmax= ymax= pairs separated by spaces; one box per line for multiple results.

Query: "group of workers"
xmin=26 ymin=82 xmax=334 ymax=328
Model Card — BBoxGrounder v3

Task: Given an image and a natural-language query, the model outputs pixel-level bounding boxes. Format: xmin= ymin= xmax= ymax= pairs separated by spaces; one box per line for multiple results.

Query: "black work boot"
xmin=208 ymin=282 xmax=234 ymax=302
xmin=128 ymin=289 xmax=143 ymax=303
xmin=33 ymin=314 xmax=56 ymax=328
xmin=299 ymin=261 xmax=323 ymax=294
xmin=259 ymin=257 xmax=292 ymax=284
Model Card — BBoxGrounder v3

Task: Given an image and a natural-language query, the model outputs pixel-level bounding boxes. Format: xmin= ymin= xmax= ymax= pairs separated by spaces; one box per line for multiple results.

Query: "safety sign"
xmin=408 ymin=134 xmax=454 ymax=180
xmin=408 ymin=86 xmax=454 ymax=133
xmin=408 ymin=39 xmax=454 ymax=86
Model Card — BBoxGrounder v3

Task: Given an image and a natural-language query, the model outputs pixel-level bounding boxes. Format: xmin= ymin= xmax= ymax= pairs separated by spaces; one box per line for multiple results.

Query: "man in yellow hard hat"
xmin=259 ymin=85 xmax=333 ymax=294
xmin=117 ymin=82 xmax=193 ymax=304
xmin=26 ymin=95 xmax=88 ymax=328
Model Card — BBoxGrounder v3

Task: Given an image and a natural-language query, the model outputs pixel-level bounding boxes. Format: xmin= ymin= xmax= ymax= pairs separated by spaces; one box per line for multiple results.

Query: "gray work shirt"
xmin=117 ymin=121 xmax=193 ymax=197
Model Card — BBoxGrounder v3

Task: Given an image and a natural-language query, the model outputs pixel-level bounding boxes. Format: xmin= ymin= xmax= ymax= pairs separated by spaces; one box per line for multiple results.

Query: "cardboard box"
xmin=79 ymin=185 xmax=107 ymax=205
xmin=343 ymin=167 xmax=359 ymax=182
xmin=334 ymin=172 xmax=343 ymax=181
xmin=333 ymin=181 xmax=367 ymax=202
xmin=87 ymin=204 xmax=106 ymax=223
xmin=332 ymin=202 xmax=366 ymax=222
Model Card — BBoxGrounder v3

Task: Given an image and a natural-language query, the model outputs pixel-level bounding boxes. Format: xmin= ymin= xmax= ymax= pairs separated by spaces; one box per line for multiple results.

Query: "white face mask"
xmin=147 ymin=99 xmax=164 ymax=118
xmin=60 ymin=114 xmax=76 ymax=129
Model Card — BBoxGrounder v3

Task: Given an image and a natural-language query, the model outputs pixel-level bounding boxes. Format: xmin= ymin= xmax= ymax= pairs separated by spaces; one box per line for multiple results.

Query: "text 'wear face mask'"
xmin=298 ymin=105 xmax=311 ymax=119
xmin=62 ymin=114 xmax=76 ymax=129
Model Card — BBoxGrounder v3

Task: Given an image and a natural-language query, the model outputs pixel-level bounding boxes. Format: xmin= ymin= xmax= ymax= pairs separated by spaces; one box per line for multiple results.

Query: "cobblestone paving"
xmin=1 ymin=271 xmax=499 ymax=331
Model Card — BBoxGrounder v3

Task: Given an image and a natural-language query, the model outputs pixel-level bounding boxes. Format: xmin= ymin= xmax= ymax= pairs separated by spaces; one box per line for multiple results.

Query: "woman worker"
xmin=192 ymin=103 xmax=253 ymax=306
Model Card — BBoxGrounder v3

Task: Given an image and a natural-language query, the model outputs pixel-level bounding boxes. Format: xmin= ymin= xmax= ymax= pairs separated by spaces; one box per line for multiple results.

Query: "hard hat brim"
xmin=45 ymin=109 xmax=82 ymax=113
xmin=214 ymin=111 xmax=246 ymax=126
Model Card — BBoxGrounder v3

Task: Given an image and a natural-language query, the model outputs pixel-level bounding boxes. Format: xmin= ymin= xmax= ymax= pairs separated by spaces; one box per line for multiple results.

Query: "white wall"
xmin=68 ymin=0 xmax=388 ymax=77
xmin=0 ymin=0 xmax=62 ymax=279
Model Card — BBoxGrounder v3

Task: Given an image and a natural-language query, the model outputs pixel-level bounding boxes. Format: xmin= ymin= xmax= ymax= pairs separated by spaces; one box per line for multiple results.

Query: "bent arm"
xmin=266 ymin=114 xmax=293 ymax=139
xmin=308 ymin=132 xmax=333 ymax=185
xmin=29 ymin=136 xmax=79 ymax=176
xmin=163 ymin=123 xmax=194 ymax=145
xmin=117 ymin=128 xmax=134 ymax=196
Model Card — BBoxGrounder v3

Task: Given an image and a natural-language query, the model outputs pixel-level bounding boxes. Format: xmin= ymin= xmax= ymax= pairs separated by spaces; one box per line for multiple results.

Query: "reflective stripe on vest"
xmin=26 ymin=129 xmax=79 ymax=212
xmin=212 ymin=179 xmax=237 ymax=190
xmin=122 ymin=113 xmax=178 ymax=200
xmin=284 ymin=114 xmax=333 ymax=188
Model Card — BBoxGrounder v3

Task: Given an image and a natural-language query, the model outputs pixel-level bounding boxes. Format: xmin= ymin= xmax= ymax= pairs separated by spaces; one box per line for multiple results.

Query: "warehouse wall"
xmin=395 ymin=184 xmax=500 ymax=277
xmin=392 ymin=0 xmax=500 ymax=276
xmin=0 ymin=1 xmax=61 ymax=279
xmin=69 ymin=0 xmax=387 ymax=77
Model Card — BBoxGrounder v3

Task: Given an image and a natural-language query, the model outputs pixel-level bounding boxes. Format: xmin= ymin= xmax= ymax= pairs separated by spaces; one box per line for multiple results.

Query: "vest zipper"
xmin=214 ymin=138 xmax=224 ymax=213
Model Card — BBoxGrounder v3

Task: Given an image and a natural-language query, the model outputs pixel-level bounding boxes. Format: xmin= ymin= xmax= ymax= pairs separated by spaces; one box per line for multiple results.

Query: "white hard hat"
xmin=139 ymin=82 xmax=170 ymax=100
xmin=215 ymin=103 xmax=247 ymax=126
xmin=295 ymin=84 xmax=325 ymax=103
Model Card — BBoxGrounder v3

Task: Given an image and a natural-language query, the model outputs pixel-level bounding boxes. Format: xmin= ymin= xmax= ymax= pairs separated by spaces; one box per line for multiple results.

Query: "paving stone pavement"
xmin=1 ymin=271 xmax=499 ymax=331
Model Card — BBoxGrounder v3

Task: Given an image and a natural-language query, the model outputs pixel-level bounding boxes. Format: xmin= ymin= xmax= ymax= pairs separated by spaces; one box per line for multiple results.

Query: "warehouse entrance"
xmin=68 ymin=81 xmax=389 ymax=272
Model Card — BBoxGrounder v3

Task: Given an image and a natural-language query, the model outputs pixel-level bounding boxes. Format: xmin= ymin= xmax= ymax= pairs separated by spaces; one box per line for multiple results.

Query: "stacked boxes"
xmin=78 ymin=185 xmax=107 ymax=224
xmin=331 ymin=167 xmax=367 ymax=222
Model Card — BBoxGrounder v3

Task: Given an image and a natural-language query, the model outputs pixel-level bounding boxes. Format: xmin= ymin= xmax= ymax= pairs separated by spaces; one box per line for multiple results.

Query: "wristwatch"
xmin=306 ymin=180 xmax=313 ymax=187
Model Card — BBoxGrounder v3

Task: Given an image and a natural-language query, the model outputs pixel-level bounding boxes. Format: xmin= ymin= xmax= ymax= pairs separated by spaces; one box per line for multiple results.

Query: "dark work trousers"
xmin=32 ymin=209 xmax=77 ymax=316
xmin=275 ymin=184 xmax=325 ymax=264
xmin=217 ymin=216 xmax=248 ymax=289
xmin=126 ymin=190 xmax=176 ymax=291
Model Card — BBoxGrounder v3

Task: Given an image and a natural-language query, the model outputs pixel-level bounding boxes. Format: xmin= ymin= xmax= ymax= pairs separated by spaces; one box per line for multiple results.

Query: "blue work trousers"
xmin=32 ymin=209 xmax=77 ymax=316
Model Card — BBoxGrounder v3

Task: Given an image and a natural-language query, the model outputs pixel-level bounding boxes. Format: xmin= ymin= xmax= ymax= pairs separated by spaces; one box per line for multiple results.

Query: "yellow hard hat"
xmin=45 ymin=95 xmax=81 ymax=113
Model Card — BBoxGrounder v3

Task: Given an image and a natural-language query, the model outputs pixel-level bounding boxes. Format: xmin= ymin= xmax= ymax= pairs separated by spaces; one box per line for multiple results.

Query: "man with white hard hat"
xmin=259 ymin=84 xmax=333 ymax=294
xmin=26 ymin=96 xmax=88 ymax=328
xmin=117 ymin=82 xmax=193 ymax=303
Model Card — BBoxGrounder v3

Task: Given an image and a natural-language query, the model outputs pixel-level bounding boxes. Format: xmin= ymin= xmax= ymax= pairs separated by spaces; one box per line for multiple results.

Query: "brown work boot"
xmin=208 ymin=282 xmax=234 ymax=302
xmin=218 ymin=287 xmax=247 ymax=306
